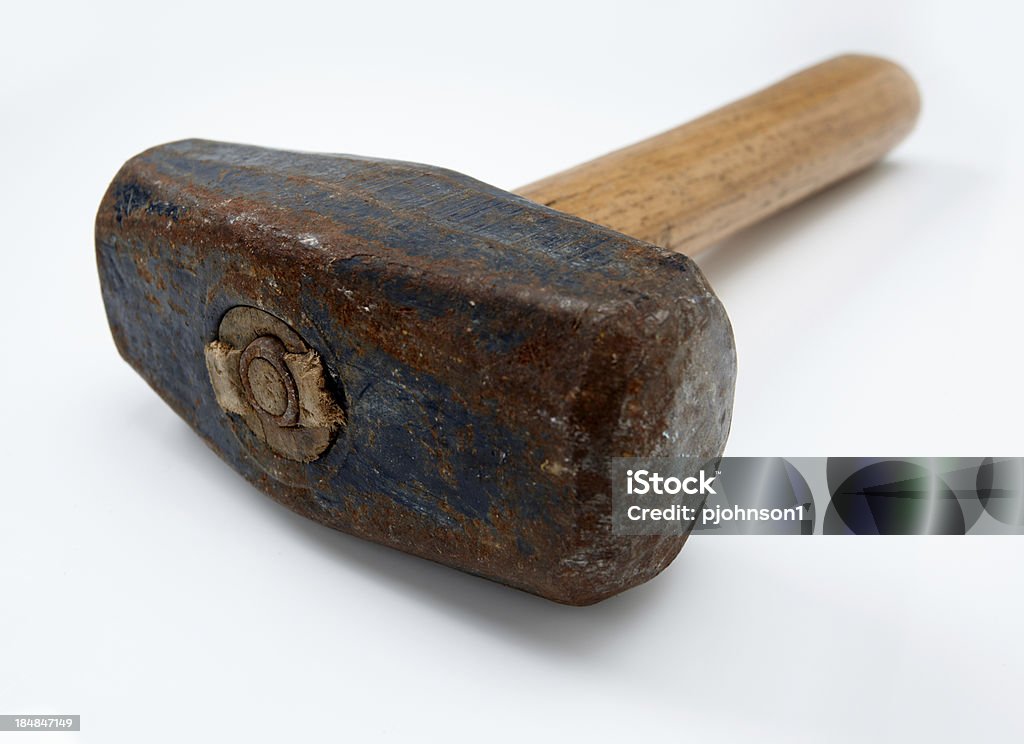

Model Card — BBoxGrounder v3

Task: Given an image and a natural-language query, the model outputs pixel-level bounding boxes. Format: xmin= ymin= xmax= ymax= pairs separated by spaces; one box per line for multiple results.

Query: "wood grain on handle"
xmin=515 ymin=54 xmax=920 ymax=255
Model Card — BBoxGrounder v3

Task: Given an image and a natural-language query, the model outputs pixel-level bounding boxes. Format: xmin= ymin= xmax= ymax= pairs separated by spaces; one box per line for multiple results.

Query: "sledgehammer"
xmin=95 ymin=54 xmax=919 ymax=604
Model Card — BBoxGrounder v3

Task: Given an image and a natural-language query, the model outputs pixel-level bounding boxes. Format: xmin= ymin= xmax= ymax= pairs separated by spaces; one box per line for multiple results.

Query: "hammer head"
xmin=96 ymin=139 xmax=735 ymax=604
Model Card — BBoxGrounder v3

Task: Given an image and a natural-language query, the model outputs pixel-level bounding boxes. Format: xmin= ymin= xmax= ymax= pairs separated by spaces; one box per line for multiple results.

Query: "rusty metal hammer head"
xmin=95 ymin=55 xmax=918 ymax=604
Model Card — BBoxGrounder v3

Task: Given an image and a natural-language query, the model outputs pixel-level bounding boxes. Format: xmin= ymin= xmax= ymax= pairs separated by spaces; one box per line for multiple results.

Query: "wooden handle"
xmin=515 ymin=54 xmax=920 ymax=255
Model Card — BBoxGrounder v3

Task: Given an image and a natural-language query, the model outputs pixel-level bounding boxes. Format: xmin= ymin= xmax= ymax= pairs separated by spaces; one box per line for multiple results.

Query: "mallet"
xmin=96 ymin=54 xmax=919 ymax=604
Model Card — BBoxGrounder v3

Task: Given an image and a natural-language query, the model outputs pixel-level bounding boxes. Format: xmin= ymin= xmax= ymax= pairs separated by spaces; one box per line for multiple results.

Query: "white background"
xmin=2 ymin=1 xmax=1022 ymax=741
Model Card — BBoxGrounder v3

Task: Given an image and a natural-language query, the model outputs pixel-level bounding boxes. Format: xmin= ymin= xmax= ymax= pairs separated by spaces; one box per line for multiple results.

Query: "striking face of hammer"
xmin=95 ymin=55 xmax=918 ymax=604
